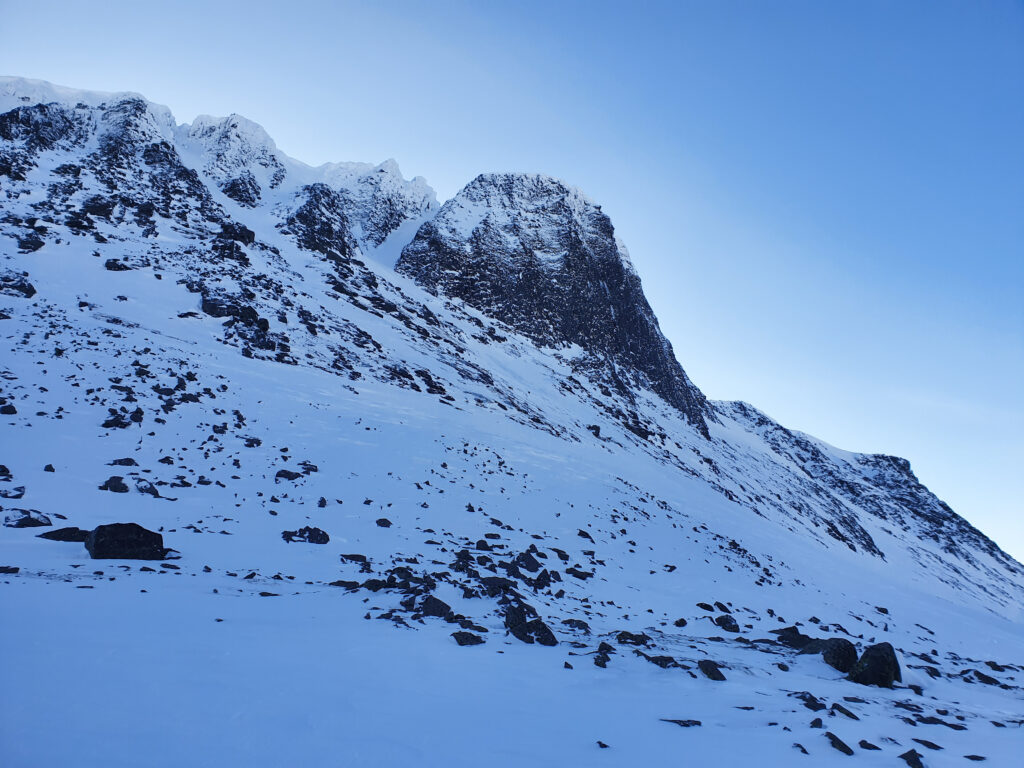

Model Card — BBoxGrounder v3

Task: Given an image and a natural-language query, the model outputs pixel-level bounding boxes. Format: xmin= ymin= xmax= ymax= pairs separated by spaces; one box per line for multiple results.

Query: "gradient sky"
xmin=2 ymin=0 xmax=1022 ymax=560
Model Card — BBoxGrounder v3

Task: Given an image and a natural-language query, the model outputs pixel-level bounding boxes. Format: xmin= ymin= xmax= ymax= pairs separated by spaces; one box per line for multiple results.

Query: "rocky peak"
xmin=397 ymin=172 xmax=710 ymax=434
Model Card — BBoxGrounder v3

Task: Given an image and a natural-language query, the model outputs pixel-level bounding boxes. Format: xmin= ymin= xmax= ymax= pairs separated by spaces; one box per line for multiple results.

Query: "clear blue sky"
xmin=2 ymin=0 xmax=1022 ymax=560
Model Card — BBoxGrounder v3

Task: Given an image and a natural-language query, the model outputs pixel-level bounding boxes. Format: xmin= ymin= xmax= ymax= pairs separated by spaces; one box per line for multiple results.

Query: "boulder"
xmin=451 ymin=631 xmax=484 ymax=646
xmin=85 ymin=523 xmax=166 ymax=560
xmin=714 ymin=614 xmax=740 ymax=633
xmin=848 ymin=641 xmax=901 ymax=688
xmin=800 ymin=637 xmax=858 ymax=673
xmin=698 ymin=659 xmax=726 ymax=681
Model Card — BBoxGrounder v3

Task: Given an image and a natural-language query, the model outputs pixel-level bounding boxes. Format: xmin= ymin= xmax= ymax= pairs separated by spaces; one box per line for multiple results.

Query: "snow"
xmin=1 ymin=77 xmax=1022 ymax=767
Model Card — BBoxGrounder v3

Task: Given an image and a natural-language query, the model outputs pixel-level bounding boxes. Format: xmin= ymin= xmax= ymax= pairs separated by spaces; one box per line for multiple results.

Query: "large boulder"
xmin=800 ymin=637 xmax=858 ymax=673
xmin=85 ymin=523 xmax=166 ymax=560
xmin=847 ymin=642 xmax=901 ymax=687
xmin=3 ymin=509 xmax=51 ymax=528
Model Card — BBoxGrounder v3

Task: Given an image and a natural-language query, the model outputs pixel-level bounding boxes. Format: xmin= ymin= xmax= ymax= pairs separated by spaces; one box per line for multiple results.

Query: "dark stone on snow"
xmin=37 ymin=526 xmax=89 ymax=542
xmin=1 ymin=271 xmax=37 ymax=297
xmin=847 ymin=642 xmax=901 ymax=688
xmin=504 ymin=603 xmax=557 ymax=646
xmin=4 ymin=509 xmax=51 ymax=528
xmin=809 ymin=718 xmax=823 ymax=729
xmin=376 ymin=518 xmax=392 ymax=528
xmin=281 ymin=526 xmax=329 ymax=544
xmin=274 ymin=469 xmax=302 ymax=482
xmin=452 ymin=631 xmax=484 ymax=646
xmin=616 ymin=630 xmax=652 ymax=646
xmin=770 ymin=625 xmax=814 ymax=649
xmin=800 ymin=637 xmax=858 ymax=673
xmin=698 ymin=659 xmax=726 ymax=681
xmin=824 ymin=732 xmax=854 ymax=756
xmin=859 ymin=740 xmax=881 ymax=751
xmin=714 ymin=614 xmax=740 ymax=633
xmin=98 ymin=476 xmax=130 ymax=493
xmin=85 ymin=523 xmax=166 ymax=560
xmin=912 ymin=738 xmax=942 ymax=751
xmin=0 ymin=485 xmax=25 ymax=499
xmin=696 ymin=602 xmax=714 ymax=612
xmin=109 ymin=457 xmax=138 ymax=466
xmin=420 ymin=595 xmax=453 ymax=619
xmin=898 ymin=749 xmax=925 ymax=768
xmin=830 ymin=703 xmax=859 ymax=720
xmin=793 ymin=692 xmax=827 ymax=712
xmin=561 ymin=618 xmax=591 ymax=633
xmin=661 ymin=719 xmax=701 ymax=728
xmin=673 ymin=617 xmax=688 ymax=628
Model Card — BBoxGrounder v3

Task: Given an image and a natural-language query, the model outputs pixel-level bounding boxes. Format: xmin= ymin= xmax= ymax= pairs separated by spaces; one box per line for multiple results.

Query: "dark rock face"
xmin=848 ymin=642 xmax=902 ymax=688
xmin=397 ymin=174 xmax=710 ymax=435
xmin=281 ymin=526 xmax=329 ymax=544
xmin=85 ymin=523 xmax=166 ymax=560
xmin=616 ymin=630 xmax=652 ymax=646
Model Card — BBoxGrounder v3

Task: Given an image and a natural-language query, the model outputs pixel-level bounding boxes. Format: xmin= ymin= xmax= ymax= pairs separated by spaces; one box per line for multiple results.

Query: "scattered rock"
xmin=858 ymin=740 xmax=881 ymax=751
xmin=660 ymin=719 xmax=701 ymax=728
xmin=898 ymin=749 xmax=925 ymax=768
xmin=616 ymin=630 xmax=652 ymax=646
xmin=376 ymin=518 xmax=392 ymax=528
xmin=451 ymin=631 xmax=484 ymax=646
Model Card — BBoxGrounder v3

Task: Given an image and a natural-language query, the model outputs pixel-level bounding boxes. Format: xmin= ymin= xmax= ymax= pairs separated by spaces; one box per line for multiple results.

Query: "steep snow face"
xmin=397 ymin=173 xmax=710 ymax=434
xmin=3 ymin=78 xmax=1024 ymax=768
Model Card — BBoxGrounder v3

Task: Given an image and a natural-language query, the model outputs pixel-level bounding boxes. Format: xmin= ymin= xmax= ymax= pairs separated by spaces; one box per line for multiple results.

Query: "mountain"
xmin=1 ymin=77 xmax=1022 ymax=768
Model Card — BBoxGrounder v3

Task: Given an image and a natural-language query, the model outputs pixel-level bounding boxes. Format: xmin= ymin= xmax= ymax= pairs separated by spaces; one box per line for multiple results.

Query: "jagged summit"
xmin=398 ymin=172 xmax=710 ymax=433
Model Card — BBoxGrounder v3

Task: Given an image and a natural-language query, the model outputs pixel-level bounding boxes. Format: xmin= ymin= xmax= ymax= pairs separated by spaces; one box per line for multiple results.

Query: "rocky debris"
xmin=0 ymin=485 xmax=25 ymax=499
xmin=3 ymin=509 xmax=51 ymax=528
xmin=504 ymin=603 xmax=557 ymax=646
xmin=792 ymin=692 xmax=827 ymax=712
xmin=274 ymin=469 xmax=302 ymax=482
xmin=281 ymin=527 xmax=329 ymax=544
xmin=858 ymin=740 xmax=881 ymax=750
xmin=660 ymin=719 xmax=701 ymax=728
xmin=697 ymin=659 xmax=726 ymax=681
xmin=615 ymin=630 xmax=652 ymax=646
xmin=800 ymin=637 xmax=858 ymax=673
xmin=37 ymin=526 xmax=89 ymax=542
xmin=85 ymin=523 xmax=166 ymax=560
xmin=898 ymin=749 xmax=925 ymax=768
xmin=848 ymin=642 xmax=901 ymax=688
xmin=451 ymin=631 xmax=484 ymax=646
xmin=0 ymin=270 xmax=37 ymax=298
xmin=824 ymin=732 xmax=854 ymax=755
xmin=0 ymin=565 xmax=19 ymax=574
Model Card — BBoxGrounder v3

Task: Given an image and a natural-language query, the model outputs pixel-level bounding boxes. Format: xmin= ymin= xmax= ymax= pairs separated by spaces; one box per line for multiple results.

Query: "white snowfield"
xmin=1 ymin=77 xmax=1021 ymax=767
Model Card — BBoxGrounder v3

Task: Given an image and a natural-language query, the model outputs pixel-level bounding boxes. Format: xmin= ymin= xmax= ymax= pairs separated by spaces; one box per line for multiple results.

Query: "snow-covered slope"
xmin=1 ymin=77 xmax=1022 ymax=767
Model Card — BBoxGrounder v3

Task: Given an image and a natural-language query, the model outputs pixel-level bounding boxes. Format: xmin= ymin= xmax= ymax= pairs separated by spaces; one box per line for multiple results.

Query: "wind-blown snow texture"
xmin=1 ymin=77 xmax=1022 ymax=767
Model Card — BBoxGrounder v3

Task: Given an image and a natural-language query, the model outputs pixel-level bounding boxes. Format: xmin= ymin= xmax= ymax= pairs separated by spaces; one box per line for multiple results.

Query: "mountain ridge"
xmin=2 ymin=76 xmax=1022 ymax=767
